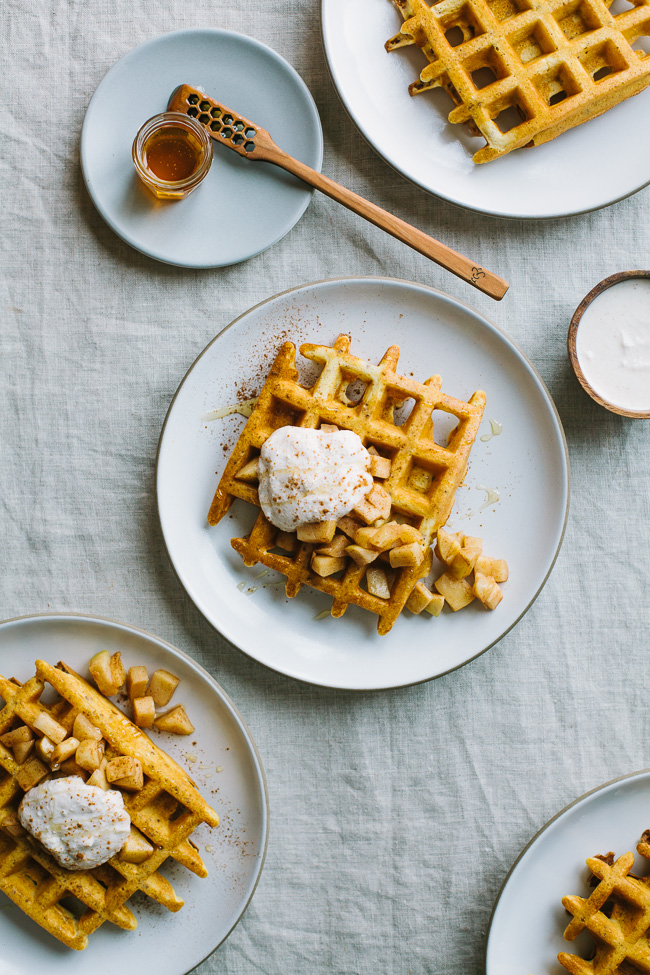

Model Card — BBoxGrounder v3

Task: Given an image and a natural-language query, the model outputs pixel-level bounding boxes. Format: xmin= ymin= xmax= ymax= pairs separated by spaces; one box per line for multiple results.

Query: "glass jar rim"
xmin=132 ymin=112 xmax=212 ymax=190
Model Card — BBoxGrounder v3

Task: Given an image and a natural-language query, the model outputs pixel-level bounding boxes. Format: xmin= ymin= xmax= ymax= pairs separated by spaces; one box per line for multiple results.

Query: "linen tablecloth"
xmin=2 ymin=1 xmax=650 ymax=972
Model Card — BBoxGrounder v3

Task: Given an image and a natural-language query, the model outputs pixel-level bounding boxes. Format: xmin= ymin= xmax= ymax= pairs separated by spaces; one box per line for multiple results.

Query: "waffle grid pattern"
xmin=208 ymin=334 xmax=485 ymax=634
xmin=0 ymin=662 xmax=218 ymax=950
xmin=386 ymin=0 xmax=650 ymax=162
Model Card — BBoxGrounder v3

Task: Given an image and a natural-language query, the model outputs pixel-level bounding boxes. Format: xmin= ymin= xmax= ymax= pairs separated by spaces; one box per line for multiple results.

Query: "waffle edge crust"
xmin=386 ymin=0 xmax=650 ymax=162
xmin=0 ymin=661 xmax=219 ymax=950
xmin=208 ymin=334 xmax=485 ymax=635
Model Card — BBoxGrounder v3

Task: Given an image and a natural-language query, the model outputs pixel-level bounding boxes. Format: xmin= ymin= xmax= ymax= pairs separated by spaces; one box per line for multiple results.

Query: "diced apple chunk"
xmin=120 ymin=827 xmax=154 ymax=863
xmin=473 ymin=573 xmax=503 ymax=610
xmin=320 ymin=423 xmax=338 ymax=433
xmin=89 ymin=651 xmax=122 ymax=697
xmin=13 ymin=739 xmax=34 ymax=764
xmin=311 ymin=554 xmax=347 ymax=577
xmin=450 ymin=535 xmax=483 ymax=579
xmin=352 ymin=496 xmax=383 ymax=525
xmin=235 ymin=458 xmax=259 ymax=482
xmin=398 ymin=524 xmax=424 ymax=546
xmin=105 ymin=756 xmax=144 ymax=791
xmin=16 ymin=757 xmax=49 ymax=791
xmin=56 ymin=759 xmax=89 ymax=781
xmin=424 ymin=594 xmax=445 ymax=617
xmin=73 ymin=713 xmax=103 ymax=742
xmin=389 ymin=542 xmax=424 ymax=568
xmin=126 ymin=666 xmax=148 ymax=703
xmin=50 ymin=737 xmax=80 ymax=769
xmin=366 ymin=483 xmax=391 ymax=520
xmin=316 ymin=534 xmax=349 ymax=558
xmin=0 ymin=726 xmax=34 ymax=748
xmin=35 ymin=736 xmax=55 ymax=763
xmin=154 ymin=705 xmax=195 ymax=736
xmin=87 ymin=766 xmax=110 ymax=790
xmin=475 ymin=556 xmax=509 ymax=583
xmin=110 ymin=652 xmax=126 ymax=689
xmin=370 ymin=455 xmax=392 ymax=479
xmin=32 ymin=712 xmax=67 ymax=745
xmin=297 ymin=520 xmax=337 ymax=544
xmin=337 ymin=516 xmax=362 ymax=540
xmin=147 ymin=670 xmax=180 ymax=708
xmin=346 ymin=544 xmax=379 ymax=566
xmin=275 ymin=530 xmax=297 ymax=553
xmin=2 ymin=812 xmax=25 ymax=837
xmin=406 ymin=581 xmax=437 ymax=614
xmin=434 ymin=572 xmax=475 ymax=611
xmin=366 ymin=567 xmax=392 ymax=599
xmin=132 ymin=696 xmax=156 ymax=729
xmin=436 ymin=529 xmax=462 ymax=565
xmin=76 ymin=738 xmax=105 ymax=772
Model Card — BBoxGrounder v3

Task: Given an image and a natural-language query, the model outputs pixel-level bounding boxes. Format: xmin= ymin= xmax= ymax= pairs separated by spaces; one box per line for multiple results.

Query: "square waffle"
xmin=208 ymin=334 xmax=485 ymax=635
xmin=0 ymin=660 xmax=219 ymax=950
xmin=386 ymin=0 xmax=650 ymax=162
xmin=559 ymin=834 xmax=650 ymax=974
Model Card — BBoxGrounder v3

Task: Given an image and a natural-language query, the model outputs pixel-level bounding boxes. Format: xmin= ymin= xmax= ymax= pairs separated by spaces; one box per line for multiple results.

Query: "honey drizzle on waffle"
xmin=386 ymin=0 xmax=650 ymax=163
xmin=0 ymin=662 xmax=218 ymax=950
xmin=208 ymin=334 xmax=485 ymax=635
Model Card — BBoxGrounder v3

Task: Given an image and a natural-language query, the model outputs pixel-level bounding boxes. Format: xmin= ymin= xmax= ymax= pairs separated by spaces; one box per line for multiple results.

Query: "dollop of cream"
xmin=19 ymin=776 xmax=131 ymax=870
xmin=258 ymin=427 xmax=373 ymax=531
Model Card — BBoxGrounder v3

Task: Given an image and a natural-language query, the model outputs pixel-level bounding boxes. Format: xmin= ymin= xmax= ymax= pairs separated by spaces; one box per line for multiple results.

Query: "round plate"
xmin=320 ymin=0 xmax=650 ymax=218
xmin=156 ymin=276 xmax=569 ymax=690
xmin=486 ymin=768 xmax=650 ymax=974
xmin=81 ymin=29 xmax=323 ymax=267
xmin=0 ymin=613 xmax=268 ymax=975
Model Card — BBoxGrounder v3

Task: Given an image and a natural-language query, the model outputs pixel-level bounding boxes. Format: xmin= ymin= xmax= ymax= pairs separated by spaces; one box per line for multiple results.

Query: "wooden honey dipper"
xmin=167 ymin=85 xmax=509 ymax=300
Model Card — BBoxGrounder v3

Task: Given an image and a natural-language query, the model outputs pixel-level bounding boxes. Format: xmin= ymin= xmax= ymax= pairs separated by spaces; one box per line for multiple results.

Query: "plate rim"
xmin=155 ymin=274 xmax=571 ymax=691
xmin=0 ymin=610 xmax=270 ymax=973
xmin=318 ymin=0 xmax=650 ymax=220
xmin=80 ymin=26 xmax=323 ymax=268
xmin=483 ymin=765 xmax=650 ymax=974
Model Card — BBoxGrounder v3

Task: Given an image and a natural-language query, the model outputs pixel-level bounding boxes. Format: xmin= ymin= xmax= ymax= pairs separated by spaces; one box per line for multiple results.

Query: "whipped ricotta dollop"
xmin=19 ymin=776 xmax=131 ymax=870
xmin=258 ymin=427 xmax=373 ymax=531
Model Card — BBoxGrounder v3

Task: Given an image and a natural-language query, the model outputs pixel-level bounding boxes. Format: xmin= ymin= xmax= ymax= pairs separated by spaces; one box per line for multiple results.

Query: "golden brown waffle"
xmin=0 ymin=660 xmax=219 ymax=950
xmin=208 ymin=334 xmax=485 ymax=634
xmin=386 ymin=0 xmax=650 ymax=163
xmin=558 ymin=840 xmax=650 ymax=974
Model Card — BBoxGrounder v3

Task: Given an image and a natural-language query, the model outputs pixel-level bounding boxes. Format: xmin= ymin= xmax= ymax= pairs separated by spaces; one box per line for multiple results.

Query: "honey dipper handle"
xmin=260 ymin=144 xmax=509 ymax=300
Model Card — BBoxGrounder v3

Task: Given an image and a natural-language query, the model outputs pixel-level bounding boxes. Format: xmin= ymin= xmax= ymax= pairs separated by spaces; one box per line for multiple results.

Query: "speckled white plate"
xmin=156 ymin=276 xmax=569 ymax=690
xmin=81 ymin=29 xmax=322 ymax=266
xmin=486 ymin=768 xmax=650 ymax=975
xmin=321 ymin=0 xmax=650 ymax=218
xmin=0 ymin=613 xmax=268 ymax=975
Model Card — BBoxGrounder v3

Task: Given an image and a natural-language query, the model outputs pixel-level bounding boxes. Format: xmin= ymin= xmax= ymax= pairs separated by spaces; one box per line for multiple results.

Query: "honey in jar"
xmin=132 ymin=112 xmax=212 ymax=200
xmin=144 ymin=129 xmax=202 ymax=182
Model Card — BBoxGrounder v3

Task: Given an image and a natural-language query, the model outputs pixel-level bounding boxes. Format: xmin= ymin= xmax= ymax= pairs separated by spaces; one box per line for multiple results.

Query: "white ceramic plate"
xmin=81 ymin=29 xmax=323 ymax=266
xmin=0 ymin=613 xmax=268 ymax=975
xmin=156 ymin=276 xmax=569 ymax=690
xmin=486 ymin=768 xmax=650 ymax=974
xmin=320 ymin=0 xmax=650 ymax=218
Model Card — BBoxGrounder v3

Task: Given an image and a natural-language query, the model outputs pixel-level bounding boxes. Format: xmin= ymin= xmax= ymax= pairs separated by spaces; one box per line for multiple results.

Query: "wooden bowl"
xmin=568 ymin=270 xmax=650 ymax=419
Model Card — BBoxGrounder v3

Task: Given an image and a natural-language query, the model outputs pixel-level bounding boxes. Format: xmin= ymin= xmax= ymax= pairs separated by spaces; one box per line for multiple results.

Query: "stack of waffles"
xmin=386 ymin=0 xmax=650 ymax=162
xmin=208 ymin=334 xmax=485 ymax=634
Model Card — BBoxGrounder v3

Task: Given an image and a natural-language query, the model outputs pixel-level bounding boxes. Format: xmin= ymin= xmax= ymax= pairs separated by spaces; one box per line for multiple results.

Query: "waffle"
xmin=208 ymin=334 xmax=485 ymax=634
xmin=0 ymin=660 xmax=219 ymax=950
xmin=386 ymin=0 xmax=650 ymax=163
xmin=558 ymin=837 xmax=650 ymax=974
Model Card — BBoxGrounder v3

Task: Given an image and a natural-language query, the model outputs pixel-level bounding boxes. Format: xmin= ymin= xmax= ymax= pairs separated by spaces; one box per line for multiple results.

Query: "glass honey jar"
xmin=132 ymin=112 xmax=212 ymax=200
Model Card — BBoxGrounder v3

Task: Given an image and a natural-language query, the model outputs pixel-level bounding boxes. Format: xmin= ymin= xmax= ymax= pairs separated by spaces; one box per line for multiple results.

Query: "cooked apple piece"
xmin=35 ymin=735 xmax=55 ymax=763
xmin=366 ymin=483 xmax=391 ymax=520
xmin=355 ymin=526 xmax=382 ymax=549
xmin=275 ymin=530 xmax=297 ymax=553
xmin=346 ymin=544 xmax=379 ymax=566
xmin=50 ymin=737 xmax=80 ymax=769
xmin=320 ymin=423 xmax=338 ymax=433
xmin=336 ymin=515 xmax=362 ymax=540
xmin=125 ymin=666 xmax=148 ymax=703
xmin=16 ymin=757 xmax=49 ymax=791
xmin=370 ymin=455 xmax=392 ymax=479
xmin=106 ymin=756 xmax=144 ymax=791
xmin=311 ymin=554 xmax=347 ymax=577
xmin=475 ymin=556 xmax=509 ymax=583
xmin=369 ymin=522 xmax=403 ymax=551
xmin=13 ymin=739 xmax=35 ymax=764
xmin=406 ymin=581 xmax=438 ymax=614
xmin=76 ymin=738 xmax=105 ymax=772
xmin=120 ymin=826 xmax=154 ymax=863
xmin=235 ymin=458 xmax=259 ymax=482
xmin=0 ymin=725 xmax=33 ymax=748
xmin=450 ymin=535 xmax=483 ymax=579
xmin=2 ymin=812 xmax=25 ymax=837
xmin=424 ymin=594 xmax=445 ymax=617
xmin=110 ymin=652 xmax=126 ymax=689
xmin=89 ymin=650 xmax=122 ymax=696
xmin=435 ymin=572 xmax=475 ymax=611
xmin=154 ymin=705 xmax=195 ymax=736
xmin=398 ymin=524 xmax=424 ymax=546
xmin=87 ymin=765 xmax=109 ymax=790
xmin=73 ymin=713 xmax=103 ymax=742
xmin=146 ymin=669 xmax=180 ymax=708
xmin=366 ymin=567 xmax=391 ymax=599
xmin=389 ymin=542 xmax=424 ymax=568
xmin=436 ymin=529 xmax=462 ymax=565
xmin=32 ymin=712 xmax=67 ymax=745
xmin=132 ymin=696 xmax=156 ymax=729
xmin=352 ymin=496 xmax=382 ymax=525
xmin=297 ymin=520 xmax=337 ymax=544
xmin=316 ymin=534 xmax=349 ymax=558
xmin=474 ymin=572 xmax=503 ymax=610
xmin=56 ymin=758 xmax=89 ymax=781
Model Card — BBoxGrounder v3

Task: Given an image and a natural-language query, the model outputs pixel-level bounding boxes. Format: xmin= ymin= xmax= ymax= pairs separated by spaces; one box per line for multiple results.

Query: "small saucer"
xmin=568 ymin=271 xmax=650 ymax=419
xmin=81 ymin=29 xmax=323 ymax=267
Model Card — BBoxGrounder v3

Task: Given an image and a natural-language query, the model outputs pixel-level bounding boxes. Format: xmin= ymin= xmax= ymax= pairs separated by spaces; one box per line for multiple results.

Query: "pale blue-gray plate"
xmin=81 ymin=29 xmax=323 ymax=267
